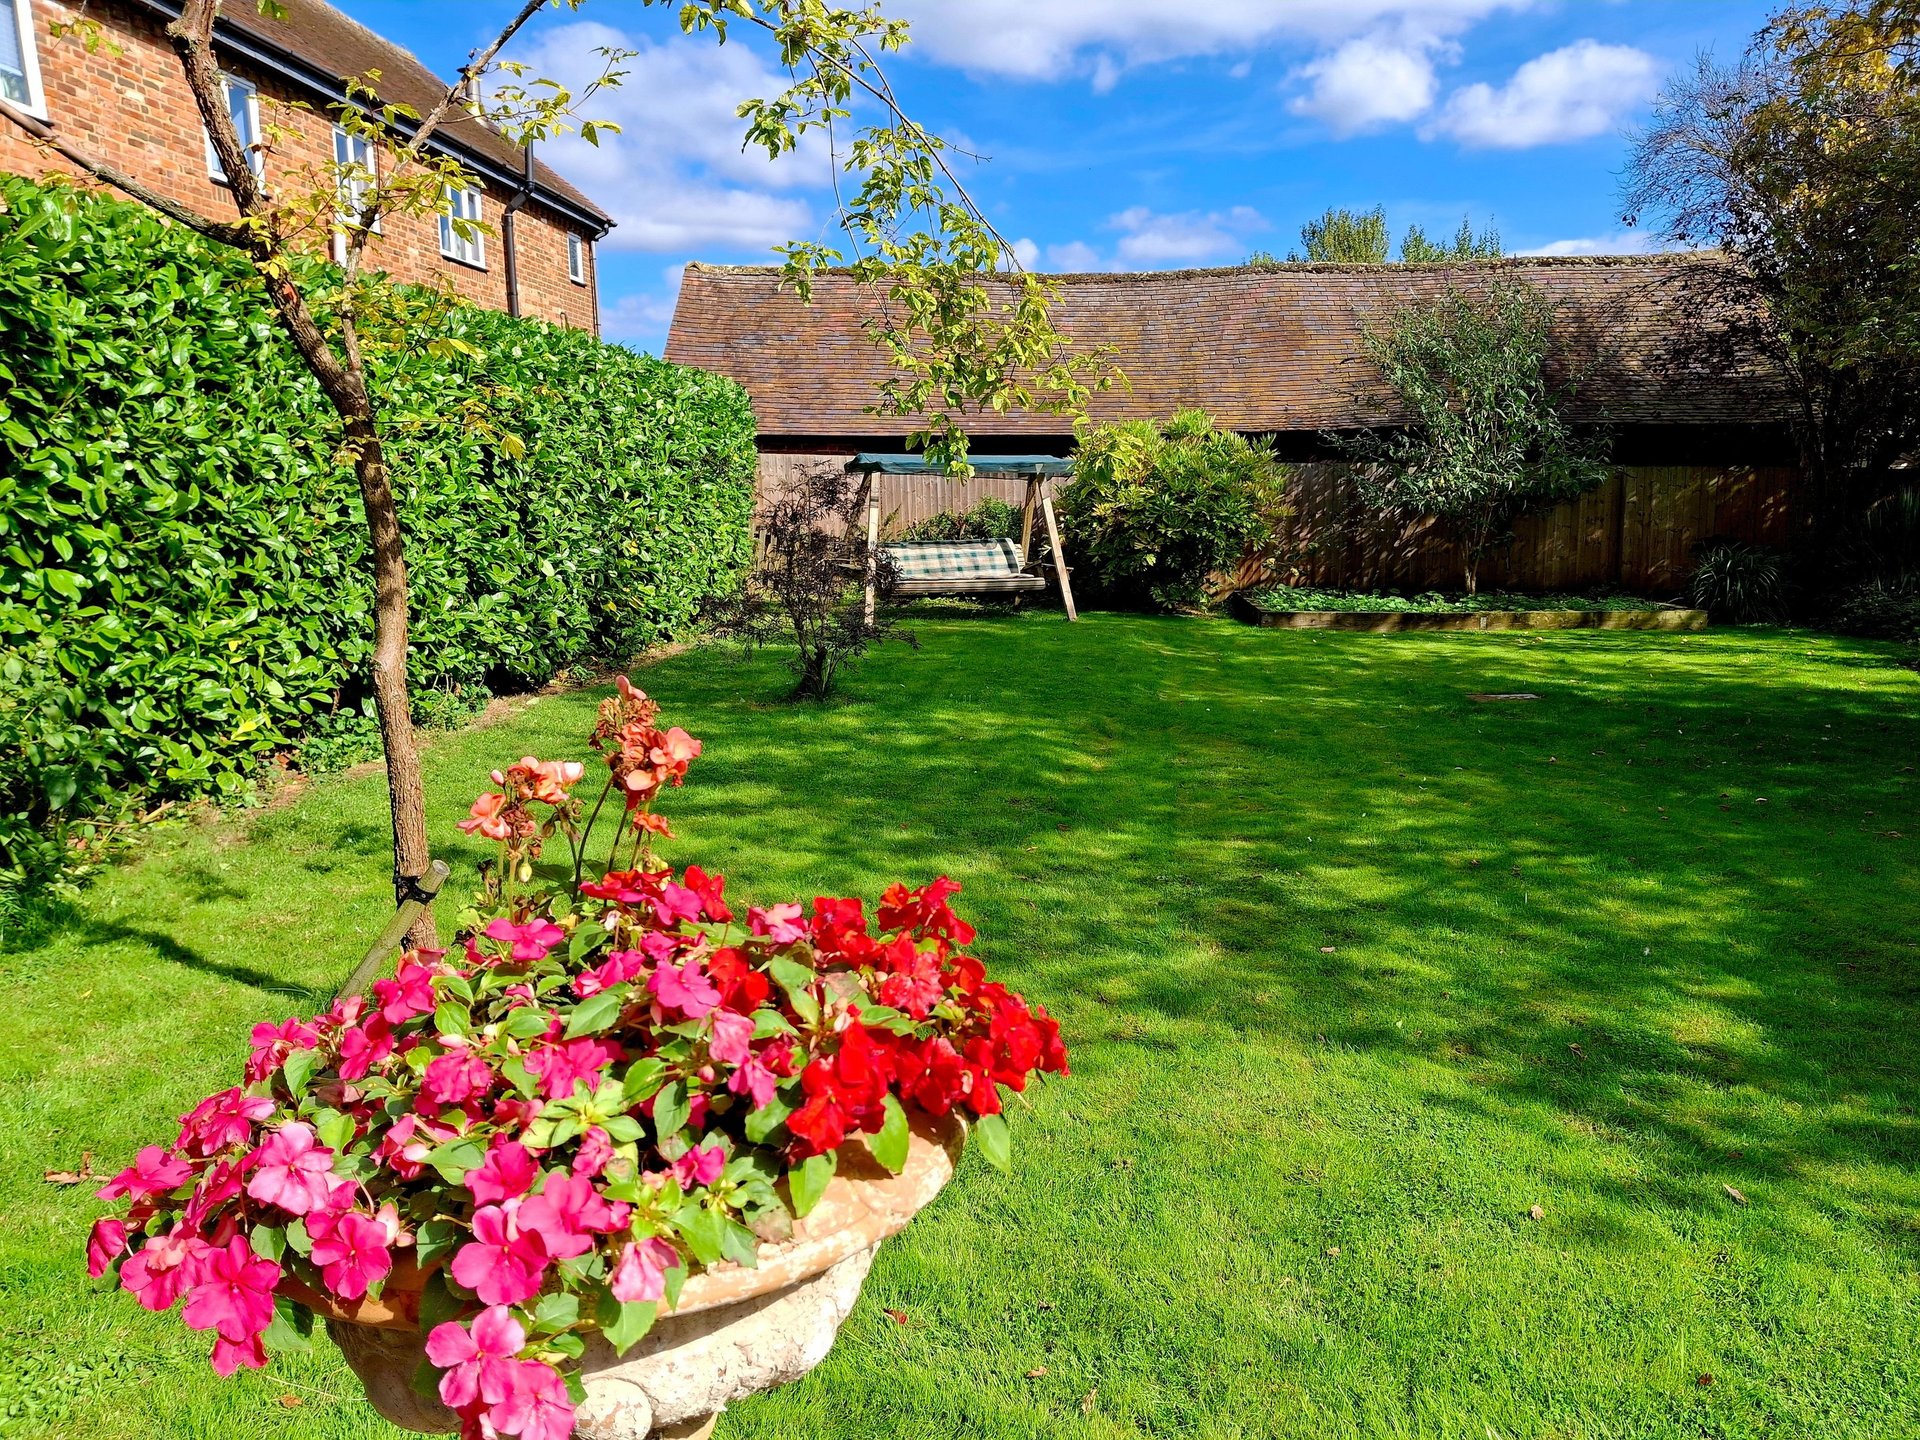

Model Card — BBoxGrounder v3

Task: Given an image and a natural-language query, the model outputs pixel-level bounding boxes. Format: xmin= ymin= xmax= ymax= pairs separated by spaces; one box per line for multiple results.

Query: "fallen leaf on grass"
xmin=883 ymin=1308 xmax=909 ymax=1325
xmin=278 ymin=1396 xmax=303 ymax=1409
xmin=1697 ymin=1374 xmax=1714 ymax=1388
xmin=1325 ymin=1246 xmax=1340 ymax=1257
xmin=1319 ymin=945 xmax=1336 ymax=954
xmin=1026 ymin=1366 xmax=1049 ymax=1379
xmin=43 ymin=1153 xmax=94 ymax=1186
xmin=1528 ymin=1205 xmax=1546 ymax=1221
xmin=1035 ymin=1300 xmax=1056 ymax=1311
xmin=1568 ymin=1042 xmax=1586 ymax=1060
xmin=1723 ymin=1184 xmax=1749 ymax=1207
xmin=1081 ymin=1389 xmax=1098 ymax=1416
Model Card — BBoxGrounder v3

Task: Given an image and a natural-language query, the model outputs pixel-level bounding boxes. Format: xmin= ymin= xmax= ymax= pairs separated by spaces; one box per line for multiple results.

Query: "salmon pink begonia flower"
xmin=458 ymin=791 xmax=513 ymax=842
xmin=426 ymin=1305 xmax=526 ymax=1410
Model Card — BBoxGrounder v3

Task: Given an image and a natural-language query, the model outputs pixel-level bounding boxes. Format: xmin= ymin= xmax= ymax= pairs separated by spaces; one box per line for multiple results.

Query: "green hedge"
xmin=0 ymin=174 xmax=755 ymax=892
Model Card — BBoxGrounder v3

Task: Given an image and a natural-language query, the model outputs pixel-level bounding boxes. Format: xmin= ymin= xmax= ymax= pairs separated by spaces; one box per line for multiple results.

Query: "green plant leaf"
xmin=564 ymin=987 xmax=625 ymax=1039
xmin=651 ymin=1078 xmax=690 ymax=1141
xmin=871 ymin=1094 xmax=910 ymax=1175
xmin=595 ymin=1292 xmax=657 ymax=1356
xmin=789 ymin=1149 xmax=837 ymax=1218
xmin=973 ymin=1112 xmax=1011 ymax=1173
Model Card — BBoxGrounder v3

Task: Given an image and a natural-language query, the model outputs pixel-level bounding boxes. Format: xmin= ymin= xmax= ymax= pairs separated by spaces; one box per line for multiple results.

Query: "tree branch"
xmin=0 ymin=95 xmax=253 ymax=247
xmin=402 ymin=0 xmax=548 ymax=164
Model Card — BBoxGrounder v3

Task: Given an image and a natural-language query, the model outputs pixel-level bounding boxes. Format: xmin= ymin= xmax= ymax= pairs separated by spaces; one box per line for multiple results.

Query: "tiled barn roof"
xmin=666 ymin=256 xmax=1785 ymax=436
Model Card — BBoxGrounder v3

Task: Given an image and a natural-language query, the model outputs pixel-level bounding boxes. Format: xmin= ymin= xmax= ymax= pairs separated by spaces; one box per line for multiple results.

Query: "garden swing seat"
xmin=847 ymin=453 xmax=1080 ymax=621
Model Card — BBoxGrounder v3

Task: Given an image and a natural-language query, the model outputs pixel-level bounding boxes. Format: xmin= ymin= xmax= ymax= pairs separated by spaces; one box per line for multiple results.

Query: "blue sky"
xmin=343 ymin=0 xmax=1775 ymax=355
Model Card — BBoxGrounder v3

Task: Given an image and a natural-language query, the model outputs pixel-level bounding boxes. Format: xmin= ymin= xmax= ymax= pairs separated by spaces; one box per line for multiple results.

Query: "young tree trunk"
xmin=346 ymin=416 xmax=435 ymax=949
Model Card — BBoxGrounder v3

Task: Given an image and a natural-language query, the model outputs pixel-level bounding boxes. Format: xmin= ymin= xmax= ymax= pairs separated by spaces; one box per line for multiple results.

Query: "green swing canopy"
xmin=847 ymin=453 xmax=1074 ymax=478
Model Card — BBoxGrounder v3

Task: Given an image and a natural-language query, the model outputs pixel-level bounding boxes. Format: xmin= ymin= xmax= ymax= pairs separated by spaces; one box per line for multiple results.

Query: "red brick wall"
xmin=0 ymin=0 xmax=599 ymax=332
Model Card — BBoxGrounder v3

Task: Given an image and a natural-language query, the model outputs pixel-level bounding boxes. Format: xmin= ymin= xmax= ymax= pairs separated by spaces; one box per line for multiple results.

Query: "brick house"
xmin=0 ymin=0 xmax=611 ymax=332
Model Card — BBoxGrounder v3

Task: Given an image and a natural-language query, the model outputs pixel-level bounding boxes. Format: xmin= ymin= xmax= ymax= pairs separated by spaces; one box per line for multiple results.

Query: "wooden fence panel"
xmin=758 ymin=453 xmax=1798 ymax=596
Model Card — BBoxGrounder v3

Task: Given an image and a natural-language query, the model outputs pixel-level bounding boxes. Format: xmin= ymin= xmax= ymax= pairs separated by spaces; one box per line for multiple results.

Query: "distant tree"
xmin=1622 ymin=0 xmax=1920 ymax=554
xmin=1291 ymin=206 xmax=1390 ymax=263
xmin=1400 ymin=216 xmax=1503 ymax=262
xmin=1341 ymin=278 xmax=1612 ymax=593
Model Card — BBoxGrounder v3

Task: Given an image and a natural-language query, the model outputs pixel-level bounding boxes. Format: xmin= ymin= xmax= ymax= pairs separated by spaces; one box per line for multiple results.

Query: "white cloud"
xmin=1518 ymin=229 xmax=1663 ymax=257
xmin=1036 ymin=207 xmax=1269 ymax=272
xmin=892 ymin=1 xmax=1530 ymax=86
xmin=1428 ymin=40 xmax=1660 ymax=148
xmin=507 ymin=21 xmax=828 ymax=253
xmin=1008 ymin=236 xmax=1041 ymax=269
xmin=1290 ymin=34 xmax=1442 ymax=134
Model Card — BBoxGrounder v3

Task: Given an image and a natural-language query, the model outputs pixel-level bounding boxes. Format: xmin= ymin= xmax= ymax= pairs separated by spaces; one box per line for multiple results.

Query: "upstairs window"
xmin=205 ymin=74 xmax=263 ymax=184
xmin=439 ymin=184 xmax=486 ymax=268
xmin=568 ymin=233 xmax=587 ymax=285
xmin=1 ymin=0 xmax=48 ymax=118
xmin=331 ymin=125 xmax=379 ymax=258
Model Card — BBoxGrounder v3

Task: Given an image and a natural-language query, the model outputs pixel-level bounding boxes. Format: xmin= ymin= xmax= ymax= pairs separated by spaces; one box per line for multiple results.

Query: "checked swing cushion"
xmin=879 ymin=538 xmax=1046 ymax=593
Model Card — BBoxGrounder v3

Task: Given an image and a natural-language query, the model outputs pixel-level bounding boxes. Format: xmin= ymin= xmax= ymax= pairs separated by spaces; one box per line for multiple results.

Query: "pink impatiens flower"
xmin=96 ymin=1146 xmax=192 ymax=1202
xmin=119 ymin=1229 xmax=203 ymax=1312
xmin=422 ymin=1051 xmax=494 ymax=1109
xmin=310 ymin=1210 xmax=393 ymax=1301
xmin=572 ymin=1126 xmax=613 ymax=1178
xmin=608 ymin=1235 xmax=681 ymax=1304
xmin=670 ymin=1142 xmax=725 ymax=1190
xmin=209 ymin=1333 xmax=269 ymax=1378
xmin=519 ymin=1173 xmax=629 ymax=1261
xmin=244 ymin=1122 xmax=342 ymax=1216
xmin=176 ymin=1088 xmax=276 ymax=1158
xmin=727 ymin=1049 xmax=780 ymax=1111
xmin=525 ymin=1036 xmax=623 ymax=1101
xmin=87 ymin=1217 xmax=127 ymax=1278
xmin=467 ymin=1137 xmax=538 ymax=1206
xmin=245 ymin=1016 xmax=320 ymax=1084
xmin=707 ymin=1007 xmax=754 ymax=1067
xmin=180 ymin=1235 xmax=279 ymax=1345
xmin=493 ymin=1358 xmax=576 ymax=1440
xmin=426 ymin=1305 xmax=526 ymax=1410
xmin=371 ymin=959 xmax=438 ymax=1024
xmin=337 ymin=1016 xmax=395 ymax=1083
xmin=749 ymin=902 xmax=807 ymax=945
xmin=485 ymin=916 xmax=567 ymax=963
xmin=450 ymin=1202 xmax=550 ymax=1306
xmin=572 ymin=948 xmax=646 ymax=999
xmin=648 ymin=955 xmax=719 ymax=1019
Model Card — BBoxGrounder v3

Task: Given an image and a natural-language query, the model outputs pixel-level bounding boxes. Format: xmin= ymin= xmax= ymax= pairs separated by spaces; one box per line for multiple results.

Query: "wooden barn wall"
xmin=756 ymin=451 xmax=1800 ymax=595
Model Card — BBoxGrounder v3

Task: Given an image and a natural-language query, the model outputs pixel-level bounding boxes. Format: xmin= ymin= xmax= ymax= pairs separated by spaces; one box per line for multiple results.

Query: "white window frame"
xmin=331 ymin=125 xmax=380 ymax=261
xmin=205 ymin=74 xmax=263 ymax=185
xmin=0 ymin=0 xmax=49 ymax=120
xmin=439 ymin=184 xmax=486 ymax=269
xmin=567 ymin=233 xmax=588 ymax=286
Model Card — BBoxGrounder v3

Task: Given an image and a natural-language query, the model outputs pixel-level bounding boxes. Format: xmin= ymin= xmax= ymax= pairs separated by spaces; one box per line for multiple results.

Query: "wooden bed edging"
xmin=1229 ymin=597 xmax=1709 ymax=632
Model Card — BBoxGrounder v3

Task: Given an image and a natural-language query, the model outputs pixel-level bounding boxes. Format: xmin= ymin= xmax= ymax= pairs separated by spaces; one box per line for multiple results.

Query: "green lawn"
xmin=3 ymin=615 xmax=1916 ymax=1440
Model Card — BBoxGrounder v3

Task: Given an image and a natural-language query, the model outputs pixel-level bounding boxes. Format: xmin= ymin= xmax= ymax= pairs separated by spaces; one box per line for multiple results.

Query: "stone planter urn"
xmin=282 ymin=1112 xmax=963 ymax=1440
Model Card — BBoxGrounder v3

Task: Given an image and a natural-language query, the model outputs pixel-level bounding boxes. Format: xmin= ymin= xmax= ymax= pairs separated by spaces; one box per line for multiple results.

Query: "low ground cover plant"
xmin=1059 ymin=410 xmax=1287 ymax=611
xmin=1245 ymin=586 xmax=1668 ymax=614
xmin=83 ymin=681 xmax=1065 ymax=1438
xmin=1686 ymin=539 xmax=1790 ymax=622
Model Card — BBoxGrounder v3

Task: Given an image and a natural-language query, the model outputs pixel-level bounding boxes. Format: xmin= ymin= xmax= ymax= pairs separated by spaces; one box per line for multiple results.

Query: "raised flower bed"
xmin=1233 ymin=586 xmax=1707 ymax=632
xmin=86 ymin=680 xmax=1066 ymax=1439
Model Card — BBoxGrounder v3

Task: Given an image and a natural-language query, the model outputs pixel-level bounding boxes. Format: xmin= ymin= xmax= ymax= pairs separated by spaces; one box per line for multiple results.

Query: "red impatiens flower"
xmin=450 ymin=1201 xmax=550 ymax=1306
xmin=309 ymin=1209 xmax=393 ymax=1300
xmin=96 ymin=1146 xmax=192 ymax=1202
xmin=682 ymin=864 xmax=732 ymax=922
xmin=244 ymin=1122 xmax=343 ymax=1216
xmin=176 ymin=1088 xmax=276 ymax=1158
xmin=426 ymin=1305 xmax=526 ymax=1410
xmin=181 ymin=1235 xmax=279 ymax=1349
